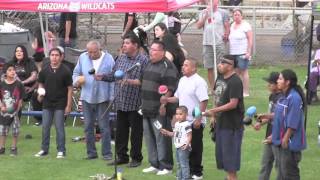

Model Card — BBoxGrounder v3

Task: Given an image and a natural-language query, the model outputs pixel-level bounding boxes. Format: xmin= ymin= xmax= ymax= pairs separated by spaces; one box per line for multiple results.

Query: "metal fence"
xmin=0 ymin=5 xmax=316 ymax=65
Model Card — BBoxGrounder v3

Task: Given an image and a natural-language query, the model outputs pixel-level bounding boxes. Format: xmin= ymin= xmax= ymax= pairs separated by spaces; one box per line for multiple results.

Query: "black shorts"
xmin=215 ymin=128 xmax=243 ymax=172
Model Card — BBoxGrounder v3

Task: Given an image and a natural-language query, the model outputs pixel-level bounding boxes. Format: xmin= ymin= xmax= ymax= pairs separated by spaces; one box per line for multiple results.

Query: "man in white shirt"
xmin=161 ymin=58 xmax=208 ymax=179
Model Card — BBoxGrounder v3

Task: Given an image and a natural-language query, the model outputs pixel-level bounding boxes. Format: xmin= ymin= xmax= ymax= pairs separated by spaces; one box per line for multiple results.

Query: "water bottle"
xmin=117 ymin=168 xmax=123 ymax=180
xmin=318 ymin=121 xmax=320 ymax=147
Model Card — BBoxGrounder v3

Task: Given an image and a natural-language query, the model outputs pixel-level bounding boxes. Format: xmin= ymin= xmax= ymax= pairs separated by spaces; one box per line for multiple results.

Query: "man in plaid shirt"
xmin=96 ymin=33 xmax=148 ymax=167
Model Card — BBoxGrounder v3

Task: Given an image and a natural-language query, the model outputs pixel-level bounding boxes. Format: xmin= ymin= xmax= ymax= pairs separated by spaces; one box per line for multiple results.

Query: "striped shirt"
xmin=141 ymin=58 xmax=178 ymax=118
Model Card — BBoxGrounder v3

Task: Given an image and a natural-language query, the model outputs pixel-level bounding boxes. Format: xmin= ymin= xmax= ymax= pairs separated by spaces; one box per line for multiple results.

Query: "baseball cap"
xmin=263 ymin=72 xmax=279 ymax=84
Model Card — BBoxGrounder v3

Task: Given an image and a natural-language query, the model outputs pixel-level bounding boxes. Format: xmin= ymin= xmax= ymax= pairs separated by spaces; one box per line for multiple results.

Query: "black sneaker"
xmin=0 ymin=147 xmax=5 ymax=155
xmin=10 ymin=147 xmax=17 ymax=156
xmin=127 ymin=160 xmax=141 ymax=168
xmin=107 ymin=159 xmax=129 ymax=166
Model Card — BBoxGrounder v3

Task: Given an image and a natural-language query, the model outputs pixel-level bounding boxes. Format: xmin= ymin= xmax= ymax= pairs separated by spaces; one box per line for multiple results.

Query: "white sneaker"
xmin=142 ymin=166 xmax=158 ymax=173
xmin=192 ymin=175 xmax=203 ymax=180
xmin=34 ymin=150 xmax=48 ymax=157
xmin=111 ymin=140 xmax=115 ymax=145
xmin=156 ymin=169 xmax=172 ymax=175
xmin=56 ymin=152 xmax=65 ymax=159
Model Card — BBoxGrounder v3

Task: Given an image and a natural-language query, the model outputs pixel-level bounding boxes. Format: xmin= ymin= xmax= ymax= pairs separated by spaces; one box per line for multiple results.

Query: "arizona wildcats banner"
xmin=0 ymin=0 xmax=199 ymax=13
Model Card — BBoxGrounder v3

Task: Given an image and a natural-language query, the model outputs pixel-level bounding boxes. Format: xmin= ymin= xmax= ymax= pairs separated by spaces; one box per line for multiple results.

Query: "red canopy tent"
xmin=0 ymin=0 xmax=199 ymax=57
xmin=0 ymin=0 xmax=199 ymax=13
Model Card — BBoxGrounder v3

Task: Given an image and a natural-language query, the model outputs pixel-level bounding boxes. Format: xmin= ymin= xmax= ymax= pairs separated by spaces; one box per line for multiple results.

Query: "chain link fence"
xmin=0 ymin=5 xmax=316 ymax=65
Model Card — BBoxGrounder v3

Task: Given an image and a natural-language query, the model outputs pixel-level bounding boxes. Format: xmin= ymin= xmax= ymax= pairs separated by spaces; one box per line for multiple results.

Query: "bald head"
xmin=87 ymin=40 xmax=101 ymax=50
xmin=86 ymin=41 xmax=102 ymax=60
xmin=182 ymin=58 xmax=197 ymax=77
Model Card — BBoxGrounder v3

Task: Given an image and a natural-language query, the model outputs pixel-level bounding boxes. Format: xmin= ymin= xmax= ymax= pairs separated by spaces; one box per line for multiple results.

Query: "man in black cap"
xmin=203 ymin=54 xmax=244 ymax=180
xmin=253 ymin=71 xmax=282 ymax=180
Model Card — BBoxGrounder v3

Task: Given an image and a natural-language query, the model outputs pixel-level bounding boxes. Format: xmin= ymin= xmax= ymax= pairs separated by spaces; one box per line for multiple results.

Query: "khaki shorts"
xmin=202 ymin=45 xmax=225 ymax=69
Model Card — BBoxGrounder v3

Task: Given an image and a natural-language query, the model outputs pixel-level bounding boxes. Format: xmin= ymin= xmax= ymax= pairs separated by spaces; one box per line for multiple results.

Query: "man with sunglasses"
xmin=203 ymin=55 xmax=244 ymax=180
xmin=141 ymin=40 xmax=178 ymax=176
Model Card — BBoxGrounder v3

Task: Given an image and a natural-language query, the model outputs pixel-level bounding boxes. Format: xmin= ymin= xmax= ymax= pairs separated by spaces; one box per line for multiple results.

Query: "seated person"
xmin=307 ymin=49 xmax=320 ymax=103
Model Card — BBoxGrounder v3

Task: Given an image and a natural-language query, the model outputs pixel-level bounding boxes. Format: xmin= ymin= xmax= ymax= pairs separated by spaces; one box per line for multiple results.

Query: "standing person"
xmin=141 ymin=41 xmax=178 ymax=175
xmin=122 ymin=13 xmax=138 ymax=39
xmin=229 ymin=9 xmax=253 ymax=97
xmin=73 ymin=41 xmax=115 ymax=160
xmin=59 ymin=12 xmax=77 ymax=48
xmin=95 ymin=33 xmax=148 ymax=167
xmin=203 ymin=55 xmax=244 ymax=180
xmin=160 ymin=106 xmax=192 ymax=180
xmin=0 ymin=63 xmax=25 ymax=156
xmin=196 ymin=0 xmax=230 ymax=94
xmin=272 ymin=69 xmax=307 ymax=180
xmin=167 ymin=11 xmax=183 ymax=47
xmin=154 ymin=23 xmax=186 ymax=76
xmin=34 ymin=48 xmax=73 ymax=158
xmin=160 ymin=58 xmax=208 ymax=179
xmin=253 ymin=72 xmax=282 ymax=180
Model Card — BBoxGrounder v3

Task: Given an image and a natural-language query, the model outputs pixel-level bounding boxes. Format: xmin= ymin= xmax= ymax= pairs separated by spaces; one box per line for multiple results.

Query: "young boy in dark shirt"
xmin=253 ymin=72 xmax=282 ymax=180
xmin=0 ymin=63 xmax=25 ymax=156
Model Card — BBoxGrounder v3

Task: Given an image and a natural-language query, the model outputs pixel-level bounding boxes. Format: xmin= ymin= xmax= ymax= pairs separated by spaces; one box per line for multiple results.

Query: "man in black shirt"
xmin=34 ymin=48 xmax=73 ymax=159
xmin=204 ymin=55 xmax=244 ymax=180
xmin=59 ymin=12 xmax=77 ymax=48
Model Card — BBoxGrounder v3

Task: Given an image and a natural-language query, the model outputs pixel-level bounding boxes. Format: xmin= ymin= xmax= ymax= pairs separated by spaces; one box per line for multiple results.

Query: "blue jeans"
xmin=82 ymin=101 xmax=112 ymax=158
xmin=41 ymin=109 xmax=65 ymax=153
xmin=143 ymin=116 xmax=173 ymax=170
xmin=176 ymin=148 xmax=190 ymax=180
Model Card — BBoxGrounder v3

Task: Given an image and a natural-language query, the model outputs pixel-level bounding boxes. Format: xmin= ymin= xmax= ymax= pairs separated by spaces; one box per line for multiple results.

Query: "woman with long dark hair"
xmin=9 ymin=45 xmax=38 ymax=98
xmin=272 ymin=69 xmax=307 ymax=180
xmin=7 ymin=45 xmax=39 ymax=124
xmin=154 ymin=23 xmax=186 ymax=75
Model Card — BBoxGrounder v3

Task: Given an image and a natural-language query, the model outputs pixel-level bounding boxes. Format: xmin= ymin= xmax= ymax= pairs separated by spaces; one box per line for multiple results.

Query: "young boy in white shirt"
xmin=161 ymin=106 xmax=192 ymax=180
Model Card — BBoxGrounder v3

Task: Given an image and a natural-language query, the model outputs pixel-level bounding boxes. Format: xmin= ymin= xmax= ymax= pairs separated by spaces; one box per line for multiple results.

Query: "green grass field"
xmin=0 ymin=65 xmax=319 ymax=180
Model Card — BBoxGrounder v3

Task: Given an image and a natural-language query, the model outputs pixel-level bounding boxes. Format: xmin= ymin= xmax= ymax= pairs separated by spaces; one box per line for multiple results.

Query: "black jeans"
xmin=189 ymin=126 xmax=204 ymax=176
xmin=116 ymin=110 xmax=143 ymax=162
xmin=279 ymin=148 xmax=301 ymax=180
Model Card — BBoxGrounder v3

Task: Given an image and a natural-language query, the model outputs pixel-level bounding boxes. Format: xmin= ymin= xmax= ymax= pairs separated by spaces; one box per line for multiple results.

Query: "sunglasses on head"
xmin=220 ymin=59 xmax=233 ymax=65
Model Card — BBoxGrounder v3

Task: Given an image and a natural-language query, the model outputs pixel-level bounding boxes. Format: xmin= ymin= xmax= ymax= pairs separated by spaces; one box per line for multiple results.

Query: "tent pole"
xmin=306 ymin=15 xmax=314 ymax=131
xmin=210 ymin=0 xmax=217 ymax=81
xmin=39 ymin=12 xmax=48 ymax=57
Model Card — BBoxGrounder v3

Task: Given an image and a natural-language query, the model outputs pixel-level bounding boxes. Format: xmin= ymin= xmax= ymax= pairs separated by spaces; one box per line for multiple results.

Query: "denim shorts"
xmin=215 ymin=128 xmax=243 ymax=171
xmin=235 ymin=54 xmax=249 ymax=70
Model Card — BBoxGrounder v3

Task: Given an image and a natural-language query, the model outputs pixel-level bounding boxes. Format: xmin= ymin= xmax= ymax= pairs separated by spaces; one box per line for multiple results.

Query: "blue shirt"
xmin=272 ymin=89 xmax=307 ymax=152
xmin=72 ymin=51 xmax=114 ymax=104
